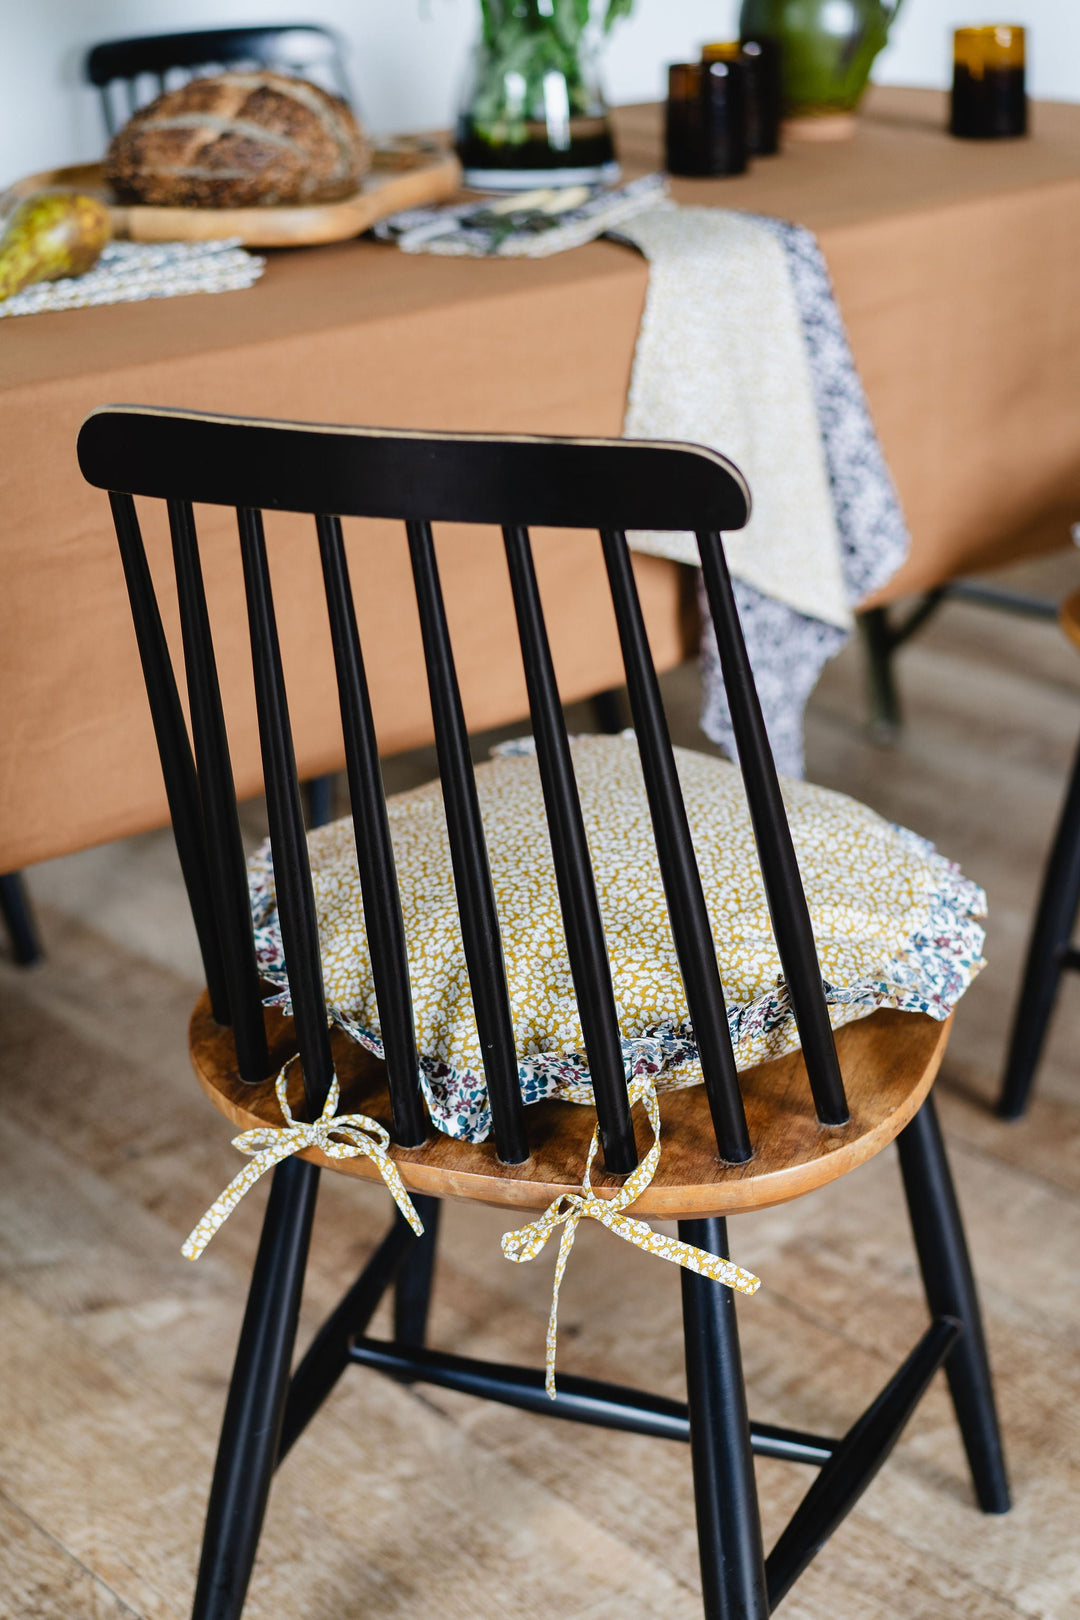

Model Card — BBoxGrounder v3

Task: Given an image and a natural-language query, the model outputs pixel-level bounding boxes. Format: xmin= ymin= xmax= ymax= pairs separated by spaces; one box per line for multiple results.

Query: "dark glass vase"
xmin=455 ymin=1 xmax=620 ymax=189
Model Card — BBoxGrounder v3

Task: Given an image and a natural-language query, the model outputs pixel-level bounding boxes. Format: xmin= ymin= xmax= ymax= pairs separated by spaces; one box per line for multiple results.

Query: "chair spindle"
xmin=697 ymin=533 xmax=849 ymax=1126
xmin=316 ymin=514 xmax=427 ymax=1149
xmin=168 ymin=498 xmax=270 ymax=1083
xmin=238 ymin=507 xmax=334 ymax=1116
xmin=503 ymin=524 xmax=638 ymax=1175
xmin=109 ymin=492 xmax=230 ymax=1023
xmin=405 ymin=519 xmax=529 ymax=1166
xmin=600 ymin=529 xmax=754 ymax=1166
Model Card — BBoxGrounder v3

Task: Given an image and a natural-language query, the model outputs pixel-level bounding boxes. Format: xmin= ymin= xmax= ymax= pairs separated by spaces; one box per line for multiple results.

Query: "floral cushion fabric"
xmin=248 ymin=734 xmax=986 ymax=1144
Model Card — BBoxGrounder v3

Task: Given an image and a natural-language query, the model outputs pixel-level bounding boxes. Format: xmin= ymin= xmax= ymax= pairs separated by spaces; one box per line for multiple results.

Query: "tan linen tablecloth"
xmin=3 ymin=87 xmax=1079 ymax=872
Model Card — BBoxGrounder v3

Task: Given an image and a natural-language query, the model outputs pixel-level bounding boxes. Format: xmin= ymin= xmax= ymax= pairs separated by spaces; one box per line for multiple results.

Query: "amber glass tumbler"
xmin=704 ymin=38 xmax=781 ymax=156
xmin=951 ymin=26 xmax=1027 ymax=139
xmin=666 ymin=63 xmax=708 ymax=175
xmin=666 ymin=59 xmax=748 ymax=177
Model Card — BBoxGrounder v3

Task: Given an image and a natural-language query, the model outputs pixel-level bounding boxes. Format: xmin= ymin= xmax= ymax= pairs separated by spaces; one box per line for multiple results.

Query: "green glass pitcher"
xmin=740 ymin=0 xmax=905 ymax=131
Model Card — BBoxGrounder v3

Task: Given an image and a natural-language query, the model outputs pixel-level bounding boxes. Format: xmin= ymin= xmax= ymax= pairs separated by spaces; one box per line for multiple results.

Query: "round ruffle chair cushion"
xmin=249 ymin=734 xmax=985 ymax=1143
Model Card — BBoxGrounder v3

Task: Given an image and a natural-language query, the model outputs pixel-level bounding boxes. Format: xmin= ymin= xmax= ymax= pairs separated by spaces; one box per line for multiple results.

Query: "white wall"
xmin=2 ymin=1 xmax=1078 ymax=187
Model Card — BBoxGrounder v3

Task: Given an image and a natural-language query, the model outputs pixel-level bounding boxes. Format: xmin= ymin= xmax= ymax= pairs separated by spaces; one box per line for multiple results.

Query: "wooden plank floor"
xmin=3 ymin=556 xmax=1080 ymax=1618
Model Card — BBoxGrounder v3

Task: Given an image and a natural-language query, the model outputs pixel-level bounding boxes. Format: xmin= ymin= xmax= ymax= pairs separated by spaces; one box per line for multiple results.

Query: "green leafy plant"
xmin=469 ymin=0 xmax=635 ymax=147
xmin=479 ymin=0 xmax=635 ymax=44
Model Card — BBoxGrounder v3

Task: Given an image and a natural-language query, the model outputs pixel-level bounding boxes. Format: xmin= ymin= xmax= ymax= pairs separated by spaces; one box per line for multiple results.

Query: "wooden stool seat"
xmin=190 ymin=997 xmax=949 ymax=1219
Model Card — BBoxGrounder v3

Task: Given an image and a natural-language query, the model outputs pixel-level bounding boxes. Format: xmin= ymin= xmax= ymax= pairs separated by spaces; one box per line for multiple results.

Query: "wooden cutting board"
xmin=3 ymin=150 xmax=462 ymax=247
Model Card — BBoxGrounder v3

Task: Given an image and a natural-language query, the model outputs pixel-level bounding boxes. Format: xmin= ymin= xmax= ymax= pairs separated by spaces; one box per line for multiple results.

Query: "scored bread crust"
xmin=105 ymin=72 xmax=371 ymax=208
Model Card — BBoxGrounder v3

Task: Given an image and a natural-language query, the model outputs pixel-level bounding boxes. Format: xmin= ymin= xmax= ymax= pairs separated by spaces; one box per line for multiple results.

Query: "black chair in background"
xmin=85 ymin=24 xmax=352 ymax=137
xmin=78 ymin=405 xmax=1009 ymax=1620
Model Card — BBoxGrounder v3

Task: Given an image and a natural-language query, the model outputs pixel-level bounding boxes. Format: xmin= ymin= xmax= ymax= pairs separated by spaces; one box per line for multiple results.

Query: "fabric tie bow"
xmin=182 ymin=1061 xmax=424 ymax=1261
xmin=502 ymin=1075 xmax=761 ymax=1397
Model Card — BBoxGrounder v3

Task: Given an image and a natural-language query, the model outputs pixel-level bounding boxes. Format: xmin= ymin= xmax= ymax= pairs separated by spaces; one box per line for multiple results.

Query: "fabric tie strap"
xmin=502 ymin=1076 xmax=761 ymax=1397
xmin=182 ymin=1061 xmax=424 ymax=1261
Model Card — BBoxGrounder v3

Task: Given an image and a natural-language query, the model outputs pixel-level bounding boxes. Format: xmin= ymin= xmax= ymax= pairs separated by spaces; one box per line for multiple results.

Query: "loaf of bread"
xmin=105 ymin=72 xmax=370 ymax=208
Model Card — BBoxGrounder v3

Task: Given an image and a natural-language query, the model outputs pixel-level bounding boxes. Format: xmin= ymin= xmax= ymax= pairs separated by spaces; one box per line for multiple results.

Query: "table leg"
xmin=0 ymin=871 xmax=42 ymax=965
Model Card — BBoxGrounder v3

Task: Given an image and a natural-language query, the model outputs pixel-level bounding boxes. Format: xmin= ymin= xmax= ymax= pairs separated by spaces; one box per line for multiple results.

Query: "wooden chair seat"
xmin=190 ymin=998 xmax=949 ymax=1219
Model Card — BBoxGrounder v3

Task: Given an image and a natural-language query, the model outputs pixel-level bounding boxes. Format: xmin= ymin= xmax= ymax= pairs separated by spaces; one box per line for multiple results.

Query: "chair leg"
xmin=279 ymin=1210 xmax=419 ymax=1461
xmin=896 ymin=1096 xmax=1010 ymax=1514
xmin=393 ymin=1194 xmax=441 ymax=1350
xmin=0 ymin=871 xmax=42 ymax=965
xmin=192 ymin=1157 xmax=320 ymax=1620
xmin=998 ymin=730 xmax=1080 ymax=1118
xmin=679 ymin=1216 xmax=769 ymax=1620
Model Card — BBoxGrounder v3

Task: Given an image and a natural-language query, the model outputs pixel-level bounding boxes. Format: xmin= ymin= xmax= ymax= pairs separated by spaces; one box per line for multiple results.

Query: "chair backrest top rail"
xmin=77 ymin=407 xmax=751 ymax=534
xmin=86 ymin=26 xmax=344 ymax=85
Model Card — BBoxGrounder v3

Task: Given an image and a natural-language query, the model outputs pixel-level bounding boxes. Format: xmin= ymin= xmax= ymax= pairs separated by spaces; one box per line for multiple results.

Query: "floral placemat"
xmin=0 ymin=237 xmax=265 ymax=318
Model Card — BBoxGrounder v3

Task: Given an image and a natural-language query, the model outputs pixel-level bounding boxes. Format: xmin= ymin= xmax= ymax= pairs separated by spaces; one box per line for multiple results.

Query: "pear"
xmin=0 ymin=190 xmax=111 ymax=301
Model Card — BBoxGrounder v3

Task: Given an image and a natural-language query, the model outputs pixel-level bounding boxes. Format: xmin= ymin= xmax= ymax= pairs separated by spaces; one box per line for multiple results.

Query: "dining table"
xmin=2 ymin=84 xmax=1080 ymax=877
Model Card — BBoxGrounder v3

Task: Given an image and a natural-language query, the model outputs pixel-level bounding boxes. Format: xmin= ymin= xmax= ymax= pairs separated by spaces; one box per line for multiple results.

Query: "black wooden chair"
xmin=85 ymin=24 xmax=351 ymax=138
xmin=999 ymin=588 xmax=1080 ymax=1117
xmin=77 ymin=405 xmax=1009 ymax=1620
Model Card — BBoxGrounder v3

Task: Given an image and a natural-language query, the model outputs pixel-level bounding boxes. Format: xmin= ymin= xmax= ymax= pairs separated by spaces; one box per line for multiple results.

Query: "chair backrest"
xmin=85 ymin=25 xmax=351 ymax=138
xmin=77 ymin=405 xmax=849 ymax=1176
